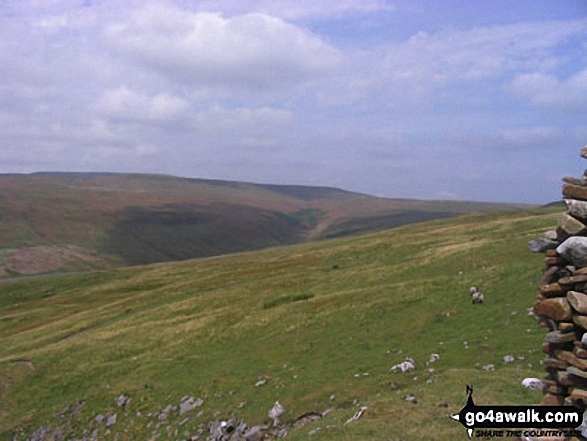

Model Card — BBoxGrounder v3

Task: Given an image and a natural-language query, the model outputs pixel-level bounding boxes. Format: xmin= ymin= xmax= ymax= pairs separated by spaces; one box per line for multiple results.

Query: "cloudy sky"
xmin=1 ymin=0 xmax=586 ymax=203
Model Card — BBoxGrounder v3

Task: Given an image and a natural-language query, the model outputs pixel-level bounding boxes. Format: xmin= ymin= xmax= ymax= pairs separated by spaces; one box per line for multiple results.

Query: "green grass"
xmin=0 ymin=207 xmax=559 ymax=440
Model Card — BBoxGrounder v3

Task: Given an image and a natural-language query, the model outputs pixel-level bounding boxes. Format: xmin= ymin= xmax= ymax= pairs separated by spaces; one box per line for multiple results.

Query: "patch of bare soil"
xmin=6 ymin=245 xmax=100 ymax=275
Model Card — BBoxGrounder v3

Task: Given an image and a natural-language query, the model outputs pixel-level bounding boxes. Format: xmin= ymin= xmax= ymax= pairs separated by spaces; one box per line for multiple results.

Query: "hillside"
xmin=0 ymin=173 xmax=532 ymax=277
xmin=0 ymin=206 xmax=559 ymax=440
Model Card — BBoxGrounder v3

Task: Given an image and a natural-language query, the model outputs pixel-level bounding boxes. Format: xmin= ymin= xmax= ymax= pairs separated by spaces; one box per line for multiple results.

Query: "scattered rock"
xmin=116 ymin=394 xmax=130 ymax=408
xmin=503 ymin=355 xmax=514 ymax=364
xmin=483 ymin=364 xmax=495 ymax=371
xmin=345 ymin=406 xmax=367 ymax=424
xmin=254 ymin=377 xmax=268 ymax=387
xmin=180 ymin=396 xmax=204 ymax=415
xmin=106 ymin=413 xmax=117 ymax=428
xmin=269 ymin=401 xmax=285 ymax=426
xmin=293 ymin=411 xmax=322 ymax=429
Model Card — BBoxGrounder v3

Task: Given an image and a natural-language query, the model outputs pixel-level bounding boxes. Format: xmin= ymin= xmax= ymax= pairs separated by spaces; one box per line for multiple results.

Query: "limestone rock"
xmin=581 ymin=145 xmax=587 ymax=159
xmin=568 ymin=291 xmax=587 ymax=314
xmin=575 ymin=347 xmax=587 ymax=359
xmin=556 ymin=350 xmax=587 ymax=370
xmin=559 ymin=322 xmax=576 ymax=332
xmin=545 ymin=330 xmax=576 ymax=344
xmin=540 ymin=283 xmax=564 ymax=297
xmin=558 ymin=213 xmax=586 ymax=235
xmin=268 ymin=401 xmax=284 ymax=426
xmin=563 ymin=177 xmax=587 ymax=186
xmin=564 ymin=183 xmax=587 ymax=201
xmin=571 ymin=388 xmax=587 ymax=406
xmin=566 ymin=199 xmax=587 ymax=220
xmin=540 ymin=393 xmax=564 ymax=405
xmin=574 ymin=315 xmax=587 ymax=330
xmin=529 ymin=238 xmax=559 ymax=253
xmin=567 ymin=366 xmax=587 ymax=380
xmin=557 ymin=237 xmax=587 ymax=267
xmin=106 ymin=413 xmax=117 ymax=428
xmin=533 ymin=297 xmax=573 ymax=321
xmin=541 ymin=358 xmax=569 ymax=370
xmin=540 ymin=266 xmax=561 ymax=287
xmin=180 ymin=396 xmax=204 ymax=415
xmin=559 ymin=275 xmax=587 ymax=286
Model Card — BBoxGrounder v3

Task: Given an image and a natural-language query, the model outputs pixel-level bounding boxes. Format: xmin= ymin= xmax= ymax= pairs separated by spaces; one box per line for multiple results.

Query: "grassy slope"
xmin=0 ymin=207 xmax=559 ymax=440
xmin=0 ymin=173 xmax=532 ymax=276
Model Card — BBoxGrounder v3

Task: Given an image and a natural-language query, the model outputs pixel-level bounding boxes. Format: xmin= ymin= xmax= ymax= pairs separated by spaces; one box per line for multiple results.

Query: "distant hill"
xmin=0 ymin=173 xmax=533 ymax=276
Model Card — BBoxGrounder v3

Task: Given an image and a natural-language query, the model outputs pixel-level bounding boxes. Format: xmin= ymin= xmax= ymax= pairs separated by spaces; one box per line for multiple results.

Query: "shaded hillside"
xmin=0 ymin=173 xmax=533 ymax=276
xmin=0 ymin=207 xmax=559 ymax=440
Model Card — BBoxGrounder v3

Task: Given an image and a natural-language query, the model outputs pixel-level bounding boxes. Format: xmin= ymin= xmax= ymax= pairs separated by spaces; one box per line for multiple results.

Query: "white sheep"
xmin=472 ymin=291 xmax=484 ymax=304
xmin=521 ymin=378 xmax=543 ymax=390
xmin=391 ymin=358 xmax=416 ymax=373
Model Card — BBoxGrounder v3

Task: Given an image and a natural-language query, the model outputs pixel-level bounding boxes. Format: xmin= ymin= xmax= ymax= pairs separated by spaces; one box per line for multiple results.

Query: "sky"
xmin=1 ymin=1 xmax=587 ymax=203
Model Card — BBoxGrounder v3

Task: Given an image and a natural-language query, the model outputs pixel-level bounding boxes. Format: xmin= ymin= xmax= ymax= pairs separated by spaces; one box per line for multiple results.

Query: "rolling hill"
xmin=0 ymin=173 xmax=532 ymax=277
xmin=0 ymin=205 xmax=560 ymax=440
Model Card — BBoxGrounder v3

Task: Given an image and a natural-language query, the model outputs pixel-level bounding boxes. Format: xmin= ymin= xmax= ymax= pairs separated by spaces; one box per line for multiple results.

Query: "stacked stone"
xmin=531 ymin=146 xmax=587 ymax=411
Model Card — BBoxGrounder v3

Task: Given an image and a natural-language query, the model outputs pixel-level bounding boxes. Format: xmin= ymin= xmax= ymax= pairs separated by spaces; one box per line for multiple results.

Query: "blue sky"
xmin=1 ymin=0 xmax=586 ymax=203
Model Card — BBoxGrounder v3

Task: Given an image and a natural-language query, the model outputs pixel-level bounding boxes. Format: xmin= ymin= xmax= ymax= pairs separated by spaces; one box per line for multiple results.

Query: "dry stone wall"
xmin=530 ymin=146 xmax=587 ymax=411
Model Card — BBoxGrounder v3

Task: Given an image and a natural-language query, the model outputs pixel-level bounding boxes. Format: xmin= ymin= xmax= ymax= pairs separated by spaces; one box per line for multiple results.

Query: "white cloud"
xmin=36 ymin=14 xmax=68 ymax=31
xmin=104 ymin=5 xmax=342 ymax=90
xmin=509 ymin=70 xmax=587 ymax=112
xmin=192 ymin=105 xmax=293 ymax=131
xmin=317 ymin=18 xmax=587 ymax=108
xmin=94 ymin=86 xmax=191 ymax=122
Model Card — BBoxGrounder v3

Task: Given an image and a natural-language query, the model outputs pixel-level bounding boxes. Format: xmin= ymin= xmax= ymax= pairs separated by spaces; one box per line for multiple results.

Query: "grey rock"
xmin=566 ymin=198 xmax=587 ymax=220
xmin=106 ymin=413 xmax=117 ymax=428
xmin=116 ymin=394 xmax=130 ymax=408
xmin=29 ymin=427 xmax=52 ymax=441
xmin=95 ymin=414 xmax=105 ymax=424
xmin=528 ymin=237 xmax=559 ymax=253
xmin=545 ymin=230 xmax=559 ymax=240
xmin=180 ymin=396 xmax=204 ymax=415
xmin=269 ymin=401 xmax=285 ymax=426
xmin=544 ymin=330 xmax=577 ymax=344
xmin=243 ymin=426 xmax=265 ymax=441
xmin=558 ymin=237 xmax=587 ymax=267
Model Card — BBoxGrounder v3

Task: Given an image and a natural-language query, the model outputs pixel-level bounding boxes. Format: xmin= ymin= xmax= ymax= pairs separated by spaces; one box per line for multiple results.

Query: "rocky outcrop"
xmin=531 ymin=146 xmax=587 ymax=426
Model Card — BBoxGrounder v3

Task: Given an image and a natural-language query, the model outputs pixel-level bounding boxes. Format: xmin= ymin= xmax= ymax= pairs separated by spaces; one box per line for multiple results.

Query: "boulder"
xmin=568 ymin=291 xmax=587 ymax=314
xmin=574 ymin=315 xmax=587 ymax=330
xmin=557 ymin=237 xmax=587 ymax=267
xmin=528 ymin=238 xmax=559 ymax=253
xmin=566 ymin=199 xmax=587 ymax=220
xmin=558 ymin=213 xmax=586 ymax=236
xmin=533 ymin=298 xmax=573 ymax=321
xmin=554 ymin=350 xmax=587 ymax=370
xmin=564 ymin=183 xmax=587 ymax=201
xmin=545 ymin=330 xmax=576 ymax=344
